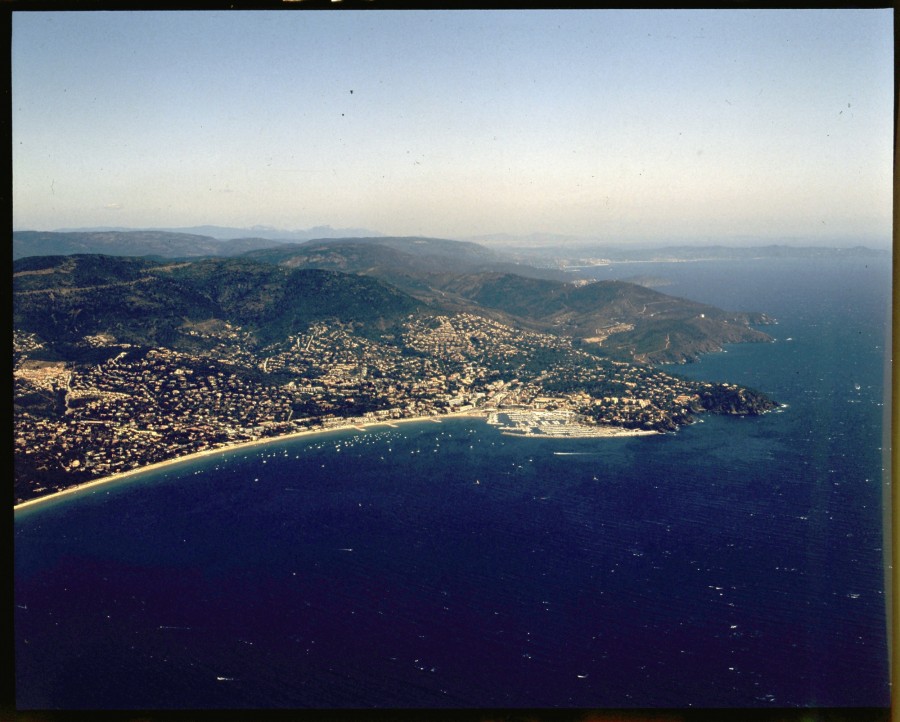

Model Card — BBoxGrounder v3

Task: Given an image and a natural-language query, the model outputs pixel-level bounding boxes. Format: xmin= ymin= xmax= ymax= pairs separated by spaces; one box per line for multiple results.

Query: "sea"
xmin=14 ymin=253 xmax=892 ymax=711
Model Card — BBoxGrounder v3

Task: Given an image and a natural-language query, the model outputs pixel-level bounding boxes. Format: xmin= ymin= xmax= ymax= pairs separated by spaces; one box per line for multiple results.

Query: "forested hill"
xmin=231 ymin=241 xmax=776 ymax=365
xmin=13 ymin=255 xmax=422 ymax=352
xmin=13 ymin=251 xmax=774 ymax=365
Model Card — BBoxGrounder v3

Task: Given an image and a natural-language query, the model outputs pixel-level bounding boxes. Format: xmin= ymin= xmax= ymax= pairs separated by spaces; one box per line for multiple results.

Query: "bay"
xmin=14 ymin=254 xmax=891 ymax=709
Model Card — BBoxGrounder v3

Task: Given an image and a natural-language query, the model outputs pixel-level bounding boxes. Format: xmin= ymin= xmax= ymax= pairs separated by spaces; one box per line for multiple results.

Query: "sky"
xmin=11 ymin=9 xmax=894 ymax=245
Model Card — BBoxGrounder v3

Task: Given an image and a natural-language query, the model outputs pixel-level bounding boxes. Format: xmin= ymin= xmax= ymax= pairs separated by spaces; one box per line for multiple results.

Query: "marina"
xmin=486 ymin=409 xmax=657 ymax=438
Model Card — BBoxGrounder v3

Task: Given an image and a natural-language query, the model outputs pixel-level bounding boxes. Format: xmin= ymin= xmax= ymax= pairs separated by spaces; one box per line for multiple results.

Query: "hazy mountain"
xmin=50 ymin=224 xmax=385 ymax=242
xmin=464 ymin=232 xmax=619 ymax=248
xmin=243 ymin=237 xmax=500 ymax=274
xmin=239 ymin=237 xmax=575 ymax=288
xmin=155 ymin=224 xmax=385 ymax=241
xmin=12 ymin=230 xmax=293 ymax=261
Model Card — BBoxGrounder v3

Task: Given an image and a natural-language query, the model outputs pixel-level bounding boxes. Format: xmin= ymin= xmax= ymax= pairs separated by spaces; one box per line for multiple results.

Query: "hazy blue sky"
xmin=12 ymin=9 xmax=894 ymax=244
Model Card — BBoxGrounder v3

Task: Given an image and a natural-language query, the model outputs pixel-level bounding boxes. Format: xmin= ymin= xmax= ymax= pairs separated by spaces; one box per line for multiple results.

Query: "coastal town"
xmin=14 ymin=311 xmax=771 ymax=504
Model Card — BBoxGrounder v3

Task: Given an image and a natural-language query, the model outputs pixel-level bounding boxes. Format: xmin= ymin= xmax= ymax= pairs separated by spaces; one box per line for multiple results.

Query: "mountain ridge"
xmin=14 ymin=251 xmax=773 ymax=365
xmin=47 ymin=223 xmax=385 ymax=241
xmin=14 ymin=228 xmax=888 ymax=265
xmin=13 ymin=255 xmax=422 ymax=352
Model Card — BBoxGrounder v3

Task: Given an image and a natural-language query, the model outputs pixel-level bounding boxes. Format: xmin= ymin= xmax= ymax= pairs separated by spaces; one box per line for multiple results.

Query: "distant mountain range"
xmin=13 ymin=233 xmax=774 ymax=365
xmin=12 ymin=230 xmax=285 ymax=260
xmin=50 ymin=224 xmax=385 ymax=242
xmin=14 ymin=228 xmax=887 ymax=265
xmin=237 ymin=236 xmax=570 ymax=283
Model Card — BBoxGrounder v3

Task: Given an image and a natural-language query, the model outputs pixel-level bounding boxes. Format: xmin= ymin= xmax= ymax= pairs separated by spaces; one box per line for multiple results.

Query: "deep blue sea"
xmin=14 ymin=255 xmax=892 ymax=710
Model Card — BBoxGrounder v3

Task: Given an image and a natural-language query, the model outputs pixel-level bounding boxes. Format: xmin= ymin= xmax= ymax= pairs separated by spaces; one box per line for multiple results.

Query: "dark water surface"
xmin=15 ymin=256 xmax=891 ymax=709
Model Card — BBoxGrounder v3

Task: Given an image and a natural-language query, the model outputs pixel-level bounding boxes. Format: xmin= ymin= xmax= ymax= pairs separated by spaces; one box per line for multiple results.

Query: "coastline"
xmin=14 ymin=410 xmax=486 ymax=512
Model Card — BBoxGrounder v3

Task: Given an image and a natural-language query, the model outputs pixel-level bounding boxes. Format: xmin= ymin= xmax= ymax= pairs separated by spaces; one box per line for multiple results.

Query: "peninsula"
xmin=13 ymin=240 xmax=778 ymax=504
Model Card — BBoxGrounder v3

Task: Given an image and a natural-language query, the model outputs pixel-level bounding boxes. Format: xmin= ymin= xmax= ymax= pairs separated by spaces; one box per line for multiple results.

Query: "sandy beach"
xmin=15 ymin=409 xmax=661 ymax=511
xmin=14 ymin=410 xmax=486 ymax=511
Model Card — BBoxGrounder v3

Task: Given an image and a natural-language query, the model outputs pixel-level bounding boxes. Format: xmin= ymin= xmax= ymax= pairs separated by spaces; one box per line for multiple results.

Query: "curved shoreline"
xmin=14 ymin=411 xmax=485 ymax=512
